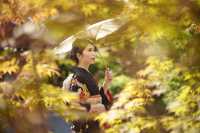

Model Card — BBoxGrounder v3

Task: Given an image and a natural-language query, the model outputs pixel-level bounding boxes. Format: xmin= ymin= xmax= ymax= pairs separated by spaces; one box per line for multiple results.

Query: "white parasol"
xmin=54 ymin=17 xmax=127 ymax=54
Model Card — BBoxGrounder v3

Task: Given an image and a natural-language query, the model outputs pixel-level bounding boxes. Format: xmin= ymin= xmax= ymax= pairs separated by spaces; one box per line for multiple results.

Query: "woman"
xmin=62 ymin=38 xmax=113 ymax=133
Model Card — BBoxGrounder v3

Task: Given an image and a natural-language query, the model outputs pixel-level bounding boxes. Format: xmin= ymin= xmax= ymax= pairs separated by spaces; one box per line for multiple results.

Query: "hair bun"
xmin=67 ymin=47 xmax=79 ymax=64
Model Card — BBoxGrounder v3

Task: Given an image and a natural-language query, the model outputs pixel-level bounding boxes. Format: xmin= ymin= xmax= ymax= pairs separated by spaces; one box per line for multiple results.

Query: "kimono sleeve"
xmin=99 ymin=87 xmax=113 ymax=110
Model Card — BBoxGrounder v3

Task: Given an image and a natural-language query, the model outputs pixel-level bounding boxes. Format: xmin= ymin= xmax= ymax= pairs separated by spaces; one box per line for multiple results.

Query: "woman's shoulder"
xmin=62 ymin=74 xmax=74 ymax=90
xmin=71 ymin=66 xmax=92 ymax=82
xmin=71 ymin=67 xmax=89 ymax=75
xmin=62 ymin=67 xmax=80 ymax=86
xmin=62 ymin=72 xmax=85 ymax=90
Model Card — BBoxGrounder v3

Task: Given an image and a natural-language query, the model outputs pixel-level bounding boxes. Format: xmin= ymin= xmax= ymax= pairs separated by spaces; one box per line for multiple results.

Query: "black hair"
xmin=68 ymin=38 xmax=98 ymax=64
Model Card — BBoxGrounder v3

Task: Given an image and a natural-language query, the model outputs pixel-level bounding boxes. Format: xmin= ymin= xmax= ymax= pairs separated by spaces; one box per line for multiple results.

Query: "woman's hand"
xmin=86 ymin=95 xmax=102 ymax=104
xmin=89 ymin=103 xmax=106 ymax=113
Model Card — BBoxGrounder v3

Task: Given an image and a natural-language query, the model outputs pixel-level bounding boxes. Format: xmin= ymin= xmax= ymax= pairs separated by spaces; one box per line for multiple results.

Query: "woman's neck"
xmin=77 ymin=62 xmax=89 ymax=71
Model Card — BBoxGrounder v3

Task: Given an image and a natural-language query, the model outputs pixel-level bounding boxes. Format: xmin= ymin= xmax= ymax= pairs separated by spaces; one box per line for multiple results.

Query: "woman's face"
xmin=79 ymin=44 xmax=97 ymax=65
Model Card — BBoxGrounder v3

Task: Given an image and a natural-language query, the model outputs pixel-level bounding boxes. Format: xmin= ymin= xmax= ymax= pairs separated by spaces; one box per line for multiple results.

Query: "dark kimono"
xmin=62 ymin=67 xmax=112 ymax=132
